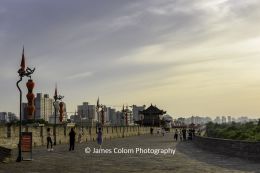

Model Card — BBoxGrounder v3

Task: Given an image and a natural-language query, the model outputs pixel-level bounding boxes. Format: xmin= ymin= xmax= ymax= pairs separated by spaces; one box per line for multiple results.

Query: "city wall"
xmin=193 ymin=136 xmax=260 ymax=161
xmin=0 ymin=124 xmax=151 ymax=149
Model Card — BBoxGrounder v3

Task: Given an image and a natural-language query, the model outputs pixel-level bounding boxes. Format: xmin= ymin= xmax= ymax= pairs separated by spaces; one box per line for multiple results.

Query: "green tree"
xmin=205 ymin=122 xmax=260 ymax=142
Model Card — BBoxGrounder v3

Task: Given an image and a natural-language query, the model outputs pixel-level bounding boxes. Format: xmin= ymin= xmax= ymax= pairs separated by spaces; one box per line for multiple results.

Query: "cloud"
xmin=66 ymin=71 xmax=93 ymax=80
xmin=1 ymin=0 xmax=260 ymax=117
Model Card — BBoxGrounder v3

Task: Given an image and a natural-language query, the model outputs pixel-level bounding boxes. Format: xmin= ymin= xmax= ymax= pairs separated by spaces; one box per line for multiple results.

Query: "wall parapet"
xmin=0 ymin=125 xmax=151 ymax=149
xmin=193 ymin=136 xmax=260 ymax=161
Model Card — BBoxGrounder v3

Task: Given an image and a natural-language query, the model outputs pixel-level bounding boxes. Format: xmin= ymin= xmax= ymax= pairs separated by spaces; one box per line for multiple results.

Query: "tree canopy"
xmin=206 ymin=120 xmax=260 ymax=141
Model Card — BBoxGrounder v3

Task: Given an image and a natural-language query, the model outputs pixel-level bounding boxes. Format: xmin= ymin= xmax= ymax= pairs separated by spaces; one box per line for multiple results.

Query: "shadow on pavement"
xmin=176 ymin=141 xmax=260 ymax=173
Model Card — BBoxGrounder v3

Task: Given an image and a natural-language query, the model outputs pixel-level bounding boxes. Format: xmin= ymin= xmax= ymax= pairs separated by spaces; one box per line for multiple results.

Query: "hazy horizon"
xmin=1 ymin=0 xmax=260 ymax=119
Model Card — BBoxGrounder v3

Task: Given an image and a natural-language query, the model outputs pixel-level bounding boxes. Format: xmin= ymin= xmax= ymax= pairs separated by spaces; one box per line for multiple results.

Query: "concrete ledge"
xmin=193 ymin=136 xmax=260 ymax=162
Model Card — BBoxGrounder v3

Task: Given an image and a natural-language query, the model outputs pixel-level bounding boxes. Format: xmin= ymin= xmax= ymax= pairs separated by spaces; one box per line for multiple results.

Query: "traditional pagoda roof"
xmin=139 ymin=104 xmax=166 ymax=115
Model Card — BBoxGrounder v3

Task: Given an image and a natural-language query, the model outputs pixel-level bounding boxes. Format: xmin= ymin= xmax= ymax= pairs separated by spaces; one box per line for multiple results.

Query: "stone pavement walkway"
xmin=0 ymin=133 xmax=259 ymax=173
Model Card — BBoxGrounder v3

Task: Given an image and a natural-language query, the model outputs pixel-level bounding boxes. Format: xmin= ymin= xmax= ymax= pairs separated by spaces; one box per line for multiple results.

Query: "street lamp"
xmin=53 ymin=86 xmax=64 ymax=145
xmin=16 ymin=48 xmax=35 ymax=162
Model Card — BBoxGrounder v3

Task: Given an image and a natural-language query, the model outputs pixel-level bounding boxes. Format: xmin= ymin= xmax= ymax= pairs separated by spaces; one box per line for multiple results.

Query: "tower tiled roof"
xmin=139 ymin=104 xmax=166 ymax=115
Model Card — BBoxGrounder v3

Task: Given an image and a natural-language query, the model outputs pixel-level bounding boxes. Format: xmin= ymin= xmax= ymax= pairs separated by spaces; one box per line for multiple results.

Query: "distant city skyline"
xmin=1 ymin=0 xmax=260 ymax=118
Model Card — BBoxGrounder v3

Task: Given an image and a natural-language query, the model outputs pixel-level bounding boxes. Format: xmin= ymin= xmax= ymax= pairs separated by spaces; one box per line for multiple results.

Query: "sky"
xmin=1 ymin=0 xmax=260 ymax=118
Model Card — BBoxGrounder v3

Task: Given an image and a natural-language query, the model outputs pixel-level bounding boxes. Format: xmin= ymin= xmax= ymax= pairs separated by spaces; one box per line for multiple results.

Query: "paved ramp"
xmin=0 ymin=133 xmax=259 ymax=173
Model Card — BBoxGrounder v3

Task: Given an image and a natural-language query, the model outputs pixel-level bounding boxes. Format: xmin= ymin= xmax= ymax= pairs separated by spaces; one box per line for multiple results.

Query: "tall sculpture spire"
xmin=54 ymin=83 xmax=58 ymax=98
xmin=97 ymin=96 xmax=100 ymax=107
xmin=20 ymin=47 xmax=25 ymax=72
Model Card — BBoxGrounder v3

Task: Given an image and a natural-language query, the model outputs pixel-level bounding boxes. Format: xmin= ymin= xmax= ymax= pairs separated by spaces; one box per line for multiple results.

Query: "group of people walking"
xmin=46 ymin=127 xmax=103 ymax=152
xmin=150 ymin=127 xmax=166 ymax=136
xmin=46 ymin=126 xmax=196 ymax=151
xmin=174 ymin=128 xmax=196 ymax=141
xmin=149 ymin=127 xmax=196 ymax=141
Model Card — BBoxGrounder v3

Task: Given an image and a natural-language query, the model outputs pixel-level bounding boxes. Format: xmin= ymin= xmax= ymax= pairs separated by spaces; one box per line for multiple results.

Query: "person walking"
xmin=97 ymin=127 xmax=103 ymax=148
xmin=188 ymin=129 xmax=192 ymax=140
xmin=161 ymin=128 xmax=165 ymax=136
xmin=69 ymin=128 xmax=76 ymax=151
xmin=174 ymin=129 xmax=178 ymax=141
xmin=182 ymin=128 xmax=187 ymax=140
xmin=150 ymin=127 xmax=154 ymax=135
xmin=179 ymin=130 xmax=183 ymax=141
xmin=47 ymin=128 xmax=53 ymax=151
xmin=78 ymin=128 xmax=83 ymax=143
xmin=157 ymin=127 xmax=160 ymax=135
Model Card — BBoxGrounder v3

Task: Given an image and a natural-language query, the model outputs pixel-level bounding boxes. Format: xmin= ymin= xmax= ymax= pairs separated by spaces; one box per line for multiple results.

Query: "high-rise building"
xmin=115 ymin=111 xmax=123 ymax=126
xmin=35 ymin=93 xmax=54 ymax=121
xmin=77 ymin=102 xmax=98 ymax=123
xmin=227 ymin=116 xmax=232 ymax=123
xmin=8 ymin=112 xmax=17 ymax=122
xmin=191 ymin=116 xmax=195 ymax=124
xmin=182 ymin=116 xmax=212 ymax=125
xmin=222 ymin=116 xmax=227 ymax=124
xmin=214 ymin=116 xmax=221 ymax=124
xmin=0 ymin=112 xmax=7 ymax=123
xmin=176 ymin=117 xmax=185 ymax=125
xmin=103 ymin=106 xmax=110 ymax=123
xmin=237 ymin=116 xmax=249 ymax=123
xmin=107 ymin=107 xmax=116 ymax=125
xmin=0 ymin=112 xmax=17 ymax=123
xmin=132 ymin=105 xmax=145 ymax=122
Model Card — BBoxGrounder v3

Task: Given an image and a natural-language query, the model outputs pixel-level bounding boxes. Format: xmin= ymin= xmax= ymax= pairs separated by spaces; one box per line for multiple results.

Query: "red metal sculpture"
xmin=26 ymin=79 xmax=35 ymax=120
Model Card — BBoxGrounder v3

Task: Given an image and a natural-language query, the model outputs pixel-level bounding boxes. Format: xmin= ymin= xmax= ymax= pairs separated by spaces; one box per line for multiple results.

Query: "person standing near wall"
xmin=69 ymin=128 xmax=76 ymax=151
xmin=188 ymin=129 xmax=192 ymax=140
xmin=150 ymin=127 xmax=154 ymax=135
xmin=179 ymin=130 xmax=183 ymax=141
xmin=97 ymin=127 xmax=103 ymax=149
xmin=161 ymin=127 xmax=165 ymax=136
xmin=78 ymin=128 xmax=83 ymax=143
xmin=182 ymin=128 xmax=186 ymax=140
xmin=174 ymin=129 xmax=178 ymax=141
xmin=47 ymin=128 xmax=53 ymax=151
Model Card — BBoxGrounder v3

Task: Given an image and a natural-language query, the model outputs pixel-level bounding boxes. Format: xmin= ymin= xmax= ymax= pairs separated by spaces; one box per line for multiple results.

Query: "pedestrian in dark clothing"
xmin=47 ymin=128 xmax=53 ymax=151
xmin=174 ymin=129 xmax=178 ymax=141
xmin=188 ymin=129 xmax=192 ymax=140
xmin=150 ymin=127 xmax=154 ymax=135
xmin=69 ymin=128 xmax=76 ymax=151
xmin=198 ymin=129 xmax=201 ymax=136
xmin=97 ymin=127 xmax=103 ymax=148
xmin=180 ymin=131 xmax=183 ymax=141
xmin=162 ymin=128 xmax=165 ymax=136
xmin=192 ymin=128 xmax=196 ymax=137
xmin=182 ymin=128 xmax=186 ymax=140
